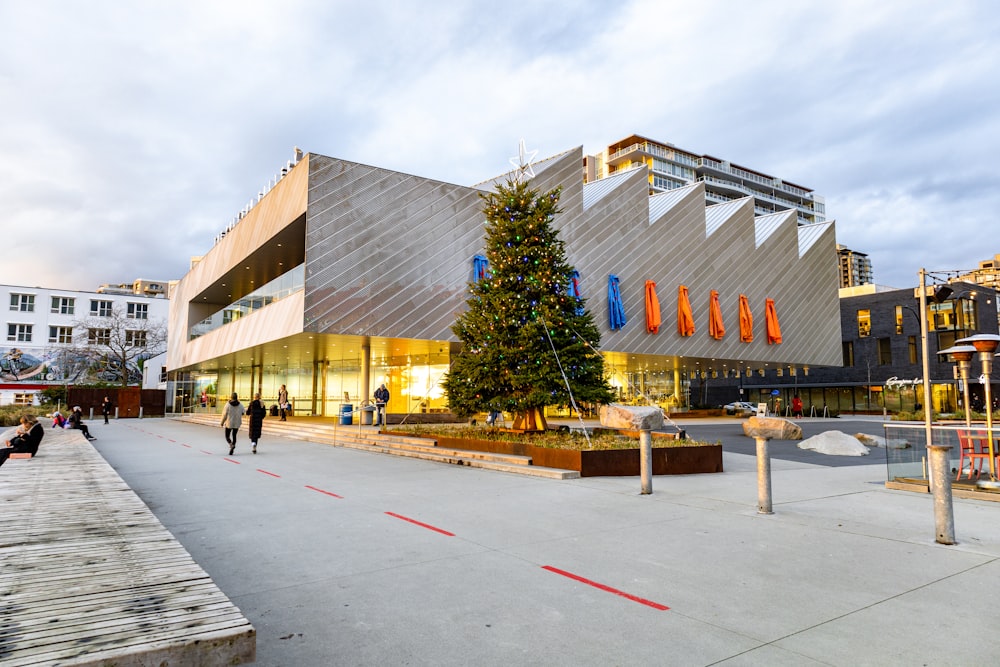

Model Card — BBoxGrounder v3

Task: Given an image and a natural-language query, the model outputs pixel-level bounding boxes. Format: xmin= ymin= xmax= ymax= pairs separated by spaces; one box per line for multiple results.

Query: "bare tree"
xmin=73 ymin=304 xmax=168 ymax=387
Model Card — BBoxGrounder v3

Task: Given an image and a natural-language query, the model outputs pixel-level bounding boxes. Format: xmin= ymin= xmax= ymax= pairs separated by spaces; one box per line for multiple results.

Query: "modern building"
xmin=96 ymin=278 xmax=172 ymax=297
xmin=737 ymin=281 xmax=999 ymax=415
xmin=837 ymin=244 xmax=874 ymax=288
xmin=1 ymin=283 xmax=170 ymax=405
xmin=583 ymin=134 xmax=825 ymax=224
xmin=166 ymin=146 xmax=842 ymax=419
xmin=954 ymin=254 xmax=1000 ymax=291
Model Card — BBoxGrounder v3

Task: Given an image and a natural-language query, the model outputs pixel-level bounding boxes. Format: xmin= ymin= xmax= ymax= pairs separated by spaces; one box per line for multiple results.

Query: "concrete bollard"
xmin=927 ymin=445 xmax=956 ymax=545
xmin=89 ymin=407 xmax=94 ymax=420
xmin=755 ymin=436 xmax=773 ymax=514
xmin=138 ymin=406 xmax=143 ymax=419
xmin=639 ymin=429 xmax=652 ymax=495
xmin=115 ymin=407 xmax=119 ymax=420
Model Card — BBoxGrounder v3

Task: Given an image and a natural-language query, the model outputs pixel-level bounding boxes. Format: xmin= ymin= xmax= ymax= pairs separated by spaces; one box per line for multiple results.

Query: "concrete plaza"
xmin=89 ymin=417 xmax=1000 ymax=666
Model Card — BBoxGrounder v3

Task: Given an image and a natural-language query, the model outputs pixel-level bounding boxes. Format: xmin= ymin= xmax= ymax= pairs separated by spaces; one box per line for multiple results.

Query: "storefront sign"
xmin=885 ymin=377 xmax=921 ymax=389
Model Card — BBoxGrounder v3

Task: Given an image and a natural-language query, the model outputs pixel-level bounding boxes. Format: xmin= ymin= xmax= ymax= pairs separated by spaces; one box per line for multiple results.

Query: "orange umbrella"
xmin=677 ymin=285 xmax=695 ymax=336
xmin=709 ymin=290 xmax=725 ymax=340
xmin=645 ymin=280 xmax=661 ymax=333
xmin=765 ymin=298 xmax=782 ymax=344
xmin=739 ymin=294 xmax=753 ymax=342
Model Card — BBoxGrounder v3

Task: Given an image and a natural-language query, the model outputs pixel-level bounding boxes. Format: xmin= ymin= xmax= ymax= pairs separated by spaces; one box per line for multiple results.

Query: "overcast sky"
xmin=2 ymin=0 xmax=998 ymax=292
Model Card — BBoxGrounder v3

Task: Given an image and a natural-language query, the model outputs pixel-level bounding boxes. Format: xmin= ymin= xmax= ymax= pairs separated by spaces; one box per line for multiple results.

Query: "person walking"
xmin=791 ymin=395 xmax=803 ymax=418
xmin=278 ymin=384 xmax=289 ymax=421
xmin=373 ymin=383 xmax=390 ymax=427
xmin=248 ymin=392 xmax=266 ymax=454
xmin=101 ymin=396 xmax=113 ymax=424
xmin=220 ymin=392 xmax=246 ymax=455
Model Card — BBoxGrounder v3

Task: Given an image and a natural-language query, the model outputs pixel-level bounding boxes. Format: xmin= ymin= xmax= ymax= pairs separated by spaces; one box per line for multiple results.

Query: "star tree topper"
xmin=508 ymin=138 xmax=538 ymax=183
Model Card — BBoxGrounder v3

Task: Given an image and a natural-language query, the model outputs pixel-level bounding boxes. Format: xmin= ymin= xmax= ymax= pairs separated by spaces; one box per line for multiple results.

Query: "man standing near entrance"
xmin=374 ymin=383 xmax=389 ymax=427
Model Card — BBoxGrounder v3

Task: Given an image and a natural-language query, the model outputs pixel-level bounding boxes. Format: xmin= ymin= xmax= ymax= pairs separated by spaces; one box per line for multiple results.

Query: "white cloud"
xmin=1 ymin=0 xmax=998 ymax=292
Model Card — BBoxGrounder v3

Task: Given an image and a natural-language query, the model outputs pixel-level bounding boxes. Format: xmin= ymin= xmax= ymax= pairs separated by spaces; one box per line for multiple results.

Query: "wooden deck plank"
xmin=0 ymin=428 xmax=255 ymax=666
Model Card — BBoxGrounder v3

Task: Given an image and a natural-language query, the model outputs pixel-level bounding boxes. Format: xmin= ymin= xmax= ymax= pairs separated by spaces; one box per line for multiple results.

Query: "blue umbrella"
xmin=608 ymin=274 xmax=626 ymax=330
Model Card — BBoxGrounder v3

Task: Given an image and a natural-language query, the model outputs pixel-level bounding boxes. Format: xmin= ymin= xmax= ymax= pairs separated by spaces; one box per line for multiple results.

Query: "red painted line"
xmin=167 ymin=438 xmax=176 ymax=443
xmin=541 ymin=566 xmax=669 ymax=611
xmin=200 ymin=450 xmax=214 ymax=455
xmin=257 ymin=469 xmax=281 ymax=478
xmin=181 ymin=444 xmax=192 ymax=448
xmin=223 ymin=458 xmax=240 ymax=464
xmin=384 ymin=511 xmax=454 ymax=536
xmin=305 ymin=485 xmax=343 ymax=498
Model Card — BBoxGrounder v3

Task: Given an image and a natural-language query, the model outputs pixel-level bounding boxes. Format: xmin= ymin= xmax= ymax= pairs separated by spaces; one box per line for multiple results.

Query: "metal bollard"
xmin=756 ymin=436 xmax=773 ymax=514
xmin=89 ymin=407 xmax=94 ymax=420
xmin=138 ymin=406 xmax=144 ymax=419
xmin=927 ymin=445 xmax=956 ymax=545
xmin=639 ymin=429 xmax=652 ymax=495
xmin=115 ymin=407 xmax=119 ymax=420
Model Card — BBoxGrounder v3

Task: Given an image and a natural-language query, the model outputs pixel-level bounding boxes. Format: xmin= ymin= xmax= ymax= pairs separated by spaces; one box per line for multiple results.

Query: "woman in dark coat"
xmin=248 ymin=392 xmax=267 ymax=454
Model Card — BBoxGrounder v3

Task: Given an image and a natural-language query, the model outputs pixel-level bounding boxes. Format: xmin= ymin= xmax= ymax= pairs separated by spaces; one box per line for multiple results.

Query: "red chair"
xmin=956 ymin=430 xmax=991 ymax=480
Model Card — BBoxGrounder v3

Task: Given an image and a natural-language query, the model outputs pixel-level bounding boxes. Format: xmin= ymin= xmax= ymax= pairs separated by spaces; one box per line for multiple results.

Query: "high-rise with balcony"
xmin=837 ymin=244 xmax=874 ymax=288
xmin=583 ymin=134 xmax=825 ymax=224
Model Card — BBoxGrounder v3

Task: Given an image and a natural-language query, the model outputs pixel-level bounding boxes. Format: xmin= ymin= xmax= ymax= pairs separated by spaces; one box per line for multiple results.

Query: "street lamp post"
xmin=918 ymin=269 xmax=933 ymax=454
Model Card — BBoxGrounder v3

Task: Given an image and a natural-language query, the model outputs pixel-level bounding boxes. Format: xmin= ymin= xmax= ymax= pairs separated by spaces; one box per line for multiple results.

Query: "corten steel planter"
xmin=424 ymin=434 xmax=723 ymax=477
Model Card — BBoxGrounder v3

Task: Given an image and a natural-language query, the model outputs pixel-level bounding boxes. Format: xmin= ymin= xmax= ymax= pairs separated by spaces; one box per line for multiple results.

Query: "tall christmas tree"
xmin=443 ymin=175 xmax=612 ymax=431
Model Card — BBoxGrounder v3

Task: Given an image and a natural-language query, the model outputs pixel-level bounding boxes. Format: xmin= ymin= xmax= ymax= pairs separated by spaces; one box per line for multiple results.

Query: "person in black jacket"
xmin=248 ymin=392 xmax=267 ymax=454
xmin=0 ymin=415 xmax=44 ymax=467
xmin=373 ymin=383 xmax=390 ymax=426
xmin=101 ymin=396 xmax=113 ymax=424
xmin=68 ymin=406 xmax=96 ymax=440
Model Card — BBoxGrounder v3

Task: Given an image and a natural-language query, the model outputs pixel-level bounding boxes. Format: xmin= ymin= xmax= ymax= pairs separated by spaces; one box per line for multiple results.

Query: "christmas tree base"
xmin=511 ymin=408 xmax=547 ymax=433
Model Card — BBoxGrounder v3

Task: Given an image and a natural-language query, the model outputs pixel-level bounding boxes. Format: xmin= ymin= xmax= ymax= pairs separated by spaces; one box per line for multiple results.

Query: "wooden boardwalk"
xmin=0 ymin=427 xmax=255 ymax=666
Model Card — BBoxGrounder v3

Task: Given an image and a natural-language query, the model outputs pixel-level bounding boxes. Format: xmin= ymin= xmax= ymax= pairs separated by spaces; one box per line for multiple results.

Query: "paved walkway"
xmin=87 ymin=417 xmax=1000 ymax=666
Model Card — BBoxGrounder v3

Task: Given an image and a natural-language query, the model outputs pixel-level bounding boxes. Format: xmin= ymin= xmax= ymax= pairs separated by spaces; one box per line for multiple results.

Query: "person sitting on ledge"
xmin=68 ymin=406 xmax=96 ymax=441
xmin=0 ymin=415 xmax=44 ymax=467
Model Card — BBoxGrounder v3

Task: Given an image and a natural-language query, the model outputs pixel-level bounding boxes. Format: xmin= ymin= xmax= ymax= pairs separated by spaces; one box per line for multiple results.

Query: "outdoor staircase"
xmin=171 ymin=414 xmax=579 ymax=479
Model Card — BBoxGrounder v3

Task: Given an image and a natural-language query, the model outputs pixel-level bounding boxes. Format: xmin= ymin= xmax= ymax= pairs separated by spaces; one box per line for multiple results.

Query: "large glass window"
xmin=877 ymin=337 xmax=892 ymax=365
xmin=895 ymin=306 xmax=904 ymax=334
xmin=9 ymin=293 xmax=34 ymax=312
xmin=7 ymin=323 xmax=32 ymax=342
xmin=126 ymin=330 xmax=147 ymax=347
xmin=857 ymin=309 xmax=871 ymax=338
xmin=189 ymin=263 xmax=304 ymax=340
xmin=908 ymin=336 xmax=918 ymax=365
xmin=843 ymin=341 xmax=854 ymax=367
xmin=49 ymin=326 xmax=73 ymax=344
xmin=90 ymin=300 xmax=113 ymax=317
xmin=88 ymin=328 xmax=111 ymax=345
xmin=51 ymin=296 xmax=75 ymax=314
xmin=127 ymin=302 xmax=148 ymax=319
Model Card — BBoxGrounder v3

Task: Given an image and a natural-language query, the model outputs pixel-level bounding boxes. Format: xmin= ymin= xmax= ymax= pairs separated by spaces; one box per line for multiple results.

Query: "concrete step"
xmin=170 ymin=415 xmax=579 ymax=479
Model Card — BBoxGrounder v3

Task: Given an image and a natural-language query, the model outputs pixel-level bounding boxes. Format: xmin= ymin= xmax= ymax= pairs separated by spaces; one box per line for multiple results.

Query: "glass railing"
xmin=883 ymin=422 xmax=1000 ymax=486
xmin=189 ymin=263 xmax=305 ymax=339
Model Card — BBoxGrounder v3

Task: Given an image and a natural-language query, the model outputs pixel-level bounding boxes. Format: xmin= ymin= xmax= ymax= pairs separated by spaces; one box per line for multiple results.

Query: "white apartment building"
xmin=584 ymin=134 xmax=826 ymax=225
xmin=1 ymin=283 xmax=169 ymax=405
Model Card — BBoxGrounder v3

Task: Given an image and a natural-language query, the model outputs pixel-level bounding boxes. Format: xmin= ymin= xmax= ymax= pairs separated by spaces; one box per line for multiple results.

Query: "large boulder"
xmin=600 ymin=404 xmax=664 ymax=431
xmin=799 ymin=430 xmax=870 ymax=456
xmin=743 ymin=416 xmax=803 ymax=440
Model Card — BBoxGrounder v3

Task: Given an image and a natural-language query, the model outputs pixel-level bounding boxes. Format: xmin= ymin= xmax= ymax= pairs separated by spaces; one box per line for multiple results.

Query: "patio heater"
xmin=954 ymin=333 xmax=1000 ymax=487
xmin=936 ymin=344 xmax=977 ymax=427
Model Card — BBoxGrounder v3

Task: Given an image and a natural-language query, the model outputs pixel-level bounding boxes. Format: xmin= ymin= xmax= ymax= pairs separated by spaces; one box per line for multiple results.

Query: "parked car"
xmin=724 ymin=401 xmax=756 ymax=416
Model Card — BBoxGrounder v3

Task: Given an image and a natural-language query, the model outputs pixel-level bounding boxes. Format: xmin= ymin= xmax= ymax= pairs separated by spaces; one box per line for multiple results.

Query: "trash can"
xmin=361 ymin=405 xmax=375 ymax=426
xmin=339 ymin=403 xmax=353 ymax=425
xmin=270 ymin=404 xmax=279 ymax=417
